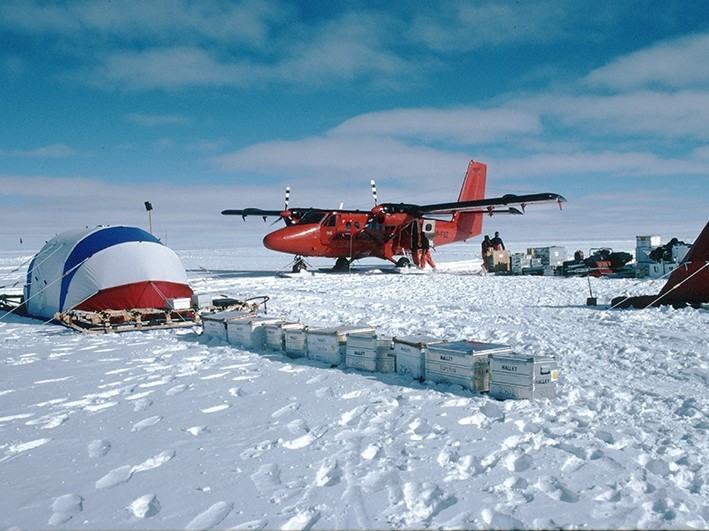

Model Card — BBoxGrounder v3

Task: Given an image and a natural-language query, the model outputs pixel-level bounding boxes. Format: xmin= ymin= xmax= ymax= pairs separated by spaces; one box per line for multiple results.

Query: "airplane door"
xmin=422 ymin=220 xmax=436 ymax=246
xmin=321 ymin=213 xmax=337 ymax=245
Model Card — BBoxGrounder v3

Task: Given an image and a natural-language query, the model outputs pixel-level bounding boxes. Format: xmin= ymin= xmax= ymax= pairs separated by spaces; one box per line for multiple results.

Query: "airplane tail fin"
xmin=657 ymin=218 xmax=709 ymax=306
xmin=452 ymin=160 xmax=487 ymax=239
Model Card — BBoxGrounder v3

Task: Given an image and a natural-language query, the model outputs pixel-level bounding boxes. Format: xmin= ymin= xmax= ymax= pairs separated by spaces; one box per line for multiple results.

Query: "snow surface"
xmin=1 ymin=242 xmax=708 ymax=530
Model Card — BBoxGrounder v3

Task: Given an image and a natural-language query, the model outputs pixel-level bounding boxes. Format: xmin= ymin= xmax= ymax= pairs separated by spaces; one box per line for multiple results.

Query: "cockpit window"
xmin=298 ymin=211 xmax=327 ymax=224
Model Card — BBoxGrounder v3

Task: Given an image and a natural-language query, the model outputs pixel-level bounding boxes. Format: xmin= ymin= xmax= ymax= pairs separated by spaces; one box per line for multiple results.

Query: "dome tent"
xmin=24 ymin=226 xmax=193 ymax=320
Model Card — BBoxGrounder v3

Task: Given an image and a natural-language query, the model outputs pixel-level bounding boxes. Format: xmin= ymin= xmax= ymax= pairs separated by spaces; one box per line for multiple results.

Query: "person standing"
xmin=410 ymin=220 xmax=421 ymax=267
xmin=491 ymin=231 xmax=505 ymax=251
xmin=481 ymin=235 xmax=493 ymax=272
xmin=419 ymin=229 xmax=436 ymax=270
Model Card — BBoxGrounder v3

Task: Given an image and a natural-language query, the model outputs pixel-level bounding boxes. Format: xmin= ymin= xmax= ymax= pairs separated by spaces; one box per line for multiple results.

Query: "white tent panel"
xmin=62 ymin=241 xmax=189 ymax=311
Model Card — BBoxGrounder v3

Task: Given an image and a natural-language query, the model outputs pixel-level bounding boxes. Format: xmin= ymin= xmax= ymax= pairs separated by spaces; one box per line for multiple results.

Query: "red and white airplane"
xmin=222 ymin=160 xmax=566 ymax=269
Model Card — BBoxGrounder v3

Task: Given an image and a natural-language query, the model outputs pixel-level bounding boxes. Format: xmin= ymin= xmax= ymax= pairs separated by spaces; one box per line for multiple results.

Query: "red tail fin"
xmin=657 ymin=218 xmax=709 ymax=305
xmin=453 ymin=160 xmax=487 ymax=239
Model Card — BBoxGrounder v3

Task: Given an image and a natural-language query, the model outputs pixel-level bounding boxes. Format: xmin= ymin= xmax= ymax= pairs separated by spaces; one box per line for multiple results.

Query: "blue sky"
xmin=1 ymin=0 xmax=708 ymax=252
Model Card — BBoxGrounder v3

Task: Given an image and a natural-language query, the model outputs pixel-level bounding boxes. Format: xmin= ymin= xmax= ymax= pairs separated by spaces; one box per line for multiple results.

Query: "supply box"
xmin=307 ymin=326 xmax=376 ymax=366
xmin=283 ymin=324 xmax=307 ymax=357
xmin=527 ymin=246 xmax=566 ymax=267
xmin=346 ymin=332 xmax=395 ymax=373
xmin=489 ymin=353 xmax=558 ymax=400
xmin=166 ymin=297 xmax=191 ymax=310
xmin=201 ymin=310 xmax=254 ymax=342
xmin=488 ymin=250 xmax=510 ymax=272
xmin=393 ymin=335 xmax=445 ymax=380
xmin=226 ymin=317 xmax=283 ymax=350
xmin=262 ymin=321 xmax=297 ymax=351
xmin=425 ymin=340 xmax=513 ymax=392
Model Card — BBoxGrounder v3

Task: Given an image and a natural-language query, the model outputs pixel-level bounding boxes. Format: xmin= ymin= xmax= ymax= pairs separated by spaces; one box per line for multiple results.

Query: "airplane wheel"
xmin=334 ymin=257 xmax=350 ymax=271
xmin=396 ymin=257 xmax=411 ymax=268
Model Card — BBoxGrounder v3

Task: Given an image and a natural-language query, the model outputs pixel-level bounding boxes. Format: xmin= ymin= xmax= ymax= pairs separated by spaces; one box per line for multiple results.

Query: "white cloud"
xmin=0 ymin=0 xmax=284 ymax=48
xmin=212 ymin=135 xmax=470 ymax=184
xmin=516 ymin=90 xmax=709 ymax=141
xmin=489 ymin=151 xmax=709 ymax=180
xmin=332 ymin=107 xmax=541 ymax=144
xmin=8 ymin=143 xmax=78 ymax=158
xmin=408 ymin=0 xmax=568 ymax=52
xmin=127 ymin=113 xmax=191 ymax=127
xmin=585 ymin=32 xmax=709 ymax=90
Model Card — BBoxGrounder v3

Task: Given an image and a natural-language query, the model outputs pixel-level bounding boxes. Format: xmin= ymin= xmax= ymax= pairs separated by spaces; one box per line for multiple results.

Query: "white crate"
xmin=425 ymin=341 xmax=513 ymax=392
xmin=264 ymin=321 xmax=299 ymax=351
xmin=346 ymin=334 xmax=394 ymax=373
xmin=528 ymin=246 xmax=566 ymax=266
xmin=226 ymin=317 xmax=283 ymax=350
xmin=307 ymin=326 xmax=376 ymax=366
xmin=191 ymin=293 xmax=213 ymax=308
xmin=510 ymin=253 xmax=532 ymax=274
xmin=167 ymin=297 xmax=191 ymax=310
xmin=489 ymin=353 xmax=557 ymax=400
xmin=636 ymin=235 xmax=661 ymax=249
xmin=393 ymin=336 xmax=444 ymax=380
xmin=283 ymin=324 xmax=308 ymax=358
xmin=201 ymin=310 xmax=254 ymax=341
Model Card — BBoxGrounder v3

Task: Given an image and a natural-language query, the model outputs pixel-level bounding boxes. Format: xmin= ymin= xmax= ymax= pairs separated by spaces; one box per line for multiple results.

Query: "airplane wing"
xmin=221 ymin=208 xmax=285 ymax=219
xmin=379 ymin=192 xmax=566 ymax=217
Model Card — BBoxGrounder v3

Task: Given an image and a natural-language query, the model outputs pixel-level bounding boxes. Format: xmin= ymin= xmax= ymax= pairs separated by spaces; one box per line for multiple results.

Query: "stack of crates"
xmin=345 ymin=332 xmax=395 ymax=373
xmin=264 ymin=321 xmax=300 ymax=351
xmin=201 ymin=310 xmax=254 ymax=342
xmin=425 ymin=340 xmax=513 ymax=392
xmin=489 ymin=353 xmax=558 ymax=400
xmin=283 ymin=323 xmax=308 ymax=358
xmin=510 ymin=253 xmax=532 ymax=274
xmin=226 ymin=317 xmax=283 ymax=350
xmin=528 ymin=246 xmax=566 ymax=267
xmin=306 ymin=326 xmax=376 ymax=366
xmin=393 ymin=336 xmax=445 ymax=380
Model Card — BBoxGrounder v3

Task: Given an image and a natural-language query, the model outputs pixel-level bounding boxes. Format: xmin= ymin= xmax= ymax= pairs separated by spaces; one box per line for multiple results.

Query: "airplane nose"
xmin=263 ymin=231 xmax=280 ymax=251
xmin=263 ymin=225 xmax=319 ymax=254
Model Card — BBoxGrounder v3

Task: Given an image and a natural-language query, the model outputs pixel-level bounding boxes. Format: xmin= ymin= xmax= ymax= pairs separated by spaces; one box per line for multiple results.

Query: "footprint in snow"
xmin=240 ymin=439 xmax=278 ymax=460
xmin=186 ymin=426 xmax=210 ymax=436
xmin=281 ymin=509 xmax=320 ymax=531
xmin=185 ymin=501 xmax=234 ymax=530
xmin=95 ymin=450 xmax=175 ymax=489
xmin=250 ymin=463 xmax=282 ymax=493
xmin=339 ymin=405 xmax=368 ymax=426
xmin=283 ymin=425 xmax=328 ymax=450
xmin=127 ymin=494 xmax=161 ymax=518
xmin=271 ymin=402 xmax=300 ymax=418
xmin=87 ymin=439 xmax=111 ymax=458
xmin=48 ymin=494 xmax=83 ymax=526
xmin=132 ymin=398 xmax=153 ymax=412
xmin=315 ymin=386 xmax=333 ymax=399
xmin=166 ymin=383 xmax=189 ymax=396
xmin=201 ymin=404 xmax=230 ymax=414
xmin=286 ymin=418 xmax=309 ymax=436
xmin=131 ymin=415 xmax=162 ymax=432
xmin=231 ymin=519 xmax=269 ymax=530
xmin=315 ymin=457 xmax=341 ymax=487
